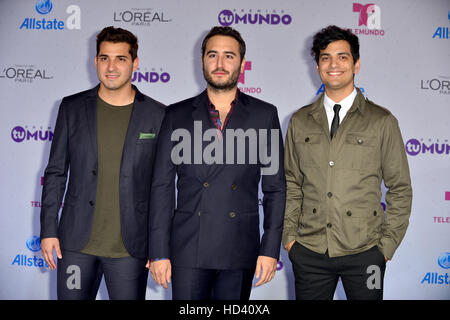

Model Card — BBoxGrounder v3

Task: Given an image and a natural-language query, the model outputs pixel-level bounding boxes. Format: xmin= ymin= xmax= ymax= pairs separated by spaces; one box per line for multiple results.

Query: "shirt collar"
xmin=207 ymin=90 xmax=239 ymax=109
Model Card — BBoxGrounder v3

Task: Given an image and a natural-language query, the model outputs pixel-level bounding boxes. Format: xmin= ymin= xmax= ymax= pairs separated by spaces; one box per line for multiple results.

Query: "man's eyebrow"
xmin=205 ymin=50 xmax=237 ymax=56
xmin=98 ymin=54 xmax=129 ymax=59
xmin=319 ymin=52 xmax=351 ymax=56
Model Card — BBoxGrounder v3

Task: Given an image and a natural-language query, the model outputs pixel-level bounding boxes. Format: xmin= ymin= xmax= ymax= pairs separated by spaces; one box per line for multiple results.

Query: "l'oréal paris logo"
xmin=420 ymin=76 xmax=450 ymax=95
xmin=0 ymin=65 xmax=53 ymax=83
xmin=113 ymin=8 xmax=171 ymax=26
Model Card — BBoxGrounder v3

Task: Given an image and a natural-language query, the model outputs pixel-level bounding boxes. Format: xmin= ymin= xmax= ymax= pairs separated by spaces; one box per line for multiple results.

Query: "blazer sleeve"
xmin=148 ymin=107 xmax=176 ymax=259
xmin=259 ymin=107 xmax=286 ymax=260
xmin=379 ymin=114 xmax=413 ymax=260
xmin=282 ymin=115 xmax=304 ymax=248
xmin=40 ymin=99 xmax=70 ymax=239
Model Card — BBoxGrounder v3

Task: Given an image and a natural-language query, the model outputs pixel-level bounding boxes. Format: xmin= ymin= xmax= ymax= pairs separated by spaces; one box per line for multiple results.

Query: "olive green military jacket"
xmin=282 ymin=89 xmax=412 ymax=259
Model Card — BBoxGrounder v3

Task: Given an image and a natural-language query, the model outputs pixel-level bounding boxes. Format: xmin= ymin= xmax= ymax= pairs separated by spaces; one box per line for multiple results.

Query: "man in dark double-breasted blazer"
xmin=148 ymin=26 xmax=286 ymax=300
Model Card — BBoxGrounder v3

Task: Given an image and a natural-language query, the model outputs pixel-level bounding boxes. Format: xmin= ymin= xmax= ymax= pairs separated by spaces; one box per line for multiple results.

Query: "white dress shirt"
xmin=323 ymin=88 xmax=357 ymax=131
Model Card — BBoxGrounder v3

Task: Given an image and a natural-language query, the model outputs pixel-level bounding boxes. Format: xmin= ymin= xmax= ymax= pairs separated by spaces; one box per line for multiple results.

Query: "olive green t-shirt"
xmin=81 ymin=97 xmax=133 ymax=258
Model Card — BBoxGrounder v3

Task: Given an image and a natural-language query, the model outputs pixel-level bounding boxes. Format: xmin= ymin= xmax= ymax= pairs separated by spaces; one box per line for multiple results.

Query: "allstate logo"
xmin=438 ymin=252 xmax=450 ymax=269
xmin=405 ymin=139 xmax=421 ymax=156
xmin=26 ymin=236 xmax=41 ymax=252
xmin=35 ymin=0 xmax=53 ymax=15
xmin=11 ymin=126 xmax=26 ymax=143
xmin=218 ymin=10 xmax=234 ymax=26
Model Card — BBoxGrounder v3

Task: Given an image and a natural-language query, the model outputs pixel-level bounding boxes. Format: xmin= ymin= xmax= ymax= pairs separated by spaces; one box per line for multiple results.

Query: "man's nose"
xmin=330 ymin=56 xmax=339 ymax=68
xmin=107 ymin=60 xmax=116 ymax=71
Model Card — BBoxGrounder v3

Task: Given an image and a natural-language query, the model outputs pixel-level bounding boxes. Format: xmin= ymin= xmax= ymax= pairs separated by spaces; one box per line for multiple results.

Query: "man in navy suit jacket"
xmin=148 ymin=26 xmax=286 ymax=300
xmin=40 ymin=27 xmax=165 ymax=299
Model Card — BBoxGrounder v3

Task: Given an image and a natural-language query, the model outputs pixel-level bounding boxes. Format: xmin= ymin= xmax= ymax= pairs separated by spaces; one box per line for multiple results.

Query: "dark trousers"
xmin=57 ymin=250 xmax=148 ymax=300
xmin=171 ymin=266 xmax=255 ymax=300
xmin=289 ymin=242 xmax=386 ymax=300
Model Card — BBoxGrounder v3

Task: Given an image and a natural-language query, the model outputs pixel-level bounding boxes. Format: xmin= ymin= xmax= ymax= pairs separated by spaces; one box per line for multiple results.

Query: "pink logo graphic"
xmin=237 ymin=60 xmax=261 ymax=94
xmin=353 ymin=3 xmax=381 ymax=30
xmin=238 ymin=61 xmax=252 ymax=84
xmin=445 ymin=192 xmax=450 ymax=201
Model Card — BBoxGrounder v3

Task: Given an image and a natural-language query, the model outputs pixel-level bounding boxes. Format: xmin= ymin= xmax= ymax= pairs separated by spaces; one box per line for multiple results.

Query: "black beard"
xmin=203 ymin=67 xmax=240 ymax=92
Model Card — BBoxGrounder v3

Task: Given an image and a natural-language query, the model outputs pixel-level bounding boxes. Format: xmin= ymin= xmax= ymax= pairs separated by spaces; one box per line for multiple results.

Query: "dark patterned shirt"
xmin=208 ymin=91 xmax=238 ymax=132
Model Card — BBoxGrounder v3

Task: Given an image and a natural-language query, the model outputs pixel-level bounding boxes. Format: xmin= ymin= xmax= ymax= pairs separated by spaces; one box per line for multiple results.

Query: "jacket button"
xmin=329 ymin=161 xmax=335 ymax=167
xmin=327 ymin=223 xmax=332 ymax=228
xmin=373 ymin=211 xmax=377 ymax=216
xmin=327 ymin=192 xmax=333 ymax=198
xmin=229 ymin=212 xmax=236 ymax=218
xmin=198 ymin=211 xmax=201 ymax=217
xmin=92 ymin=170 xmax=97 ymax=176
xmin=305 ymin=137 xmax=310 ymax=142
xmin=312 ymin=208 xmax=317 ymax=213
xmin=346 ymin=211 xmax=352 ymax=216
xmin=203 ymin=182 xmax=209 ymax=188
xmin=357 ymin=138 xmax=363 ymax=144
xmin=231 ymin=184 xmax=237 ymax=190
xmin=89 ymin=200 xmax=94 ymax=206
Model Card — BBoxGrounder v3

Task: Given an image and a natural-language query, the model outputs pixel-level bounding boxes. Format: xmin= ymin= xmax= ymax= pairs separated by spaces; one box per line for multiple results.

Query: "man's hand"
xmin=285 ymin=240 xmax=295 ymax=252
xmin=148 ymin=259 xmax=172 ymax=289
xmin=254 ymin=256 xmax=277 ymax=287
xmin=41 ymin=237 xmax=62 ymax=270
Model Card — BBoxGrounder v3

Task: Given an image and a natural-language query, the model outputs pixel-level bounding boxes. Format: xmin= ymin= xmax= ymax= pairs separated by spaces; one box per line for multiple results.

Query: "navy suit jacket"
xmin=148 ymin=90 xmax=286 ymax=269
xmin=40 ymin=85 xmax=165 ymax=259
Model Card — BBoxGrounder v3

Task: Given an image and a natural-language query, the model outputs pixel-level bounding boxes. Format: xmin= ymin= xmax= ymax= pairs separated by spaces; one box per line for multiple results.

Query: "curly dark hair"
xmin=311 ymin=25 xmax=359 ymax=64
xmin=201 ymin=26 xmax=246 ymax=63
xmin=96 ymin=26 xmax=138 ymax=61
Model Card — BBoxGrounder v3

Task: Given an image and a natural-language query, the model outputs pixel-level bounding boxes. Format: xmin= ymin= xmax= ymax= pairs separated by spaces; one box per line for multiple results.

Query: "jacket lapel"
xmin=121 ymin=85 xmax=142 ymax=163
xmin=225 ymin=91 xmax=250 ymax=131
xmin=191 ymin=90 xmax=214 ymax=130
xmin=309 ymin=93 xmax=330 ymax=138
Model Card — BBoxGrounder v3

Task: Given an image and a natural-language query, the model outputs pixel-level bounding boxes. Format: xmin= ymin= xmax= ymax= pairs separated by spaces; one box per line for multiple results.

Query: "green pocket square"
xmin=139 ymin=132 xmax=156 ymax=139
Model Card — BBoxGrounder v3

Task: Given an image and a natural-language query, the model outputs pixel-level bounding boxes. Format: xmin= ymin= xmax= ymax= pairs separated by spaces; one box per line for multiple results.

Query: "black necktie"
xmin=330 ymin=104 xmax=341 ymax=140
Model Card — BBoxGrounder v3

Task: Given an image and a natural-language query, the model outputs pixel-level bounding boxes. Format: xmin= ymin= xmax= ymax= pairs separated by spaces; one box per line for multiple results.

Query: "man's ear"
xmin=133 ymin=57 xmax=139 ymax=71
xmin=354 ymin=58 xmax=361 ymax=75
xmin=240 ymin=58 xmax=246 ymax=73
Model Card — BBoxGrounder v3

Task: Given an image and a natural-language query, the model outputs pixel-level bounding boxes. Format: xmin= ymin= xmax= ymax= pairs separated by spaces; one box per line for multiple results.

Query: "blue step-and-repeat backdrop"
xmin=0 ymin=0 xmax=448 ymax=300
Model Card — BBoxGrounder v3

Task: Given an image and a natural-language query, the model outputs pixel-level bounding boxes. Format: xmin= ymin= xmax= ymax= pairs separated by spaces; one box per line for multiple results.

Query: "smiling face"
xmin=202 ymin=35 xmax=245 ymax=92
xmin=95 ymin=41 xmax=139 ymax=92
xmin=317 ymin=40 xmax=360 ymax=100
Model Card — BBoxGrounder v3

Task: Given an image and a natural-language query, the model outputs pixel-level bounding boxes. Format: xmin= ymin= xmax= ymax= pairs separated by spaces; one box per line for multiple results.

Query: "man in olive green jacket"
xmin=282 ymin=25 xmax=412 ymax=300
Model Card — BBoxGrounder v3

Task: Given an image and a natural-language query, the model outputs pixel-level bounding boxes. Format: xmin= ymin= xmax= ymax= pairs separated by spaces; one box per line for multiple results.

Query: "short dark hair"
xmin=96 ymin=26 xmax=138 ymax=61
xmin=311 ymin=25 xmax=360 ymax=64
xmin=201 ymin=26 xmax=246 ymax=62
